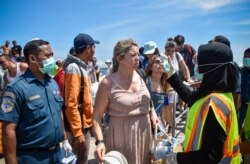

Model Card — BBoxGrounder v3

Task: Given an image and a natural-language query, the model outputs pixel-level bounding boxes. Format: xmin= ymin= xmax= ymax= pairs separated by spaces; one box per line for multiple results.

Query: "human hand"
xmin=159 ymin=54 xmax=171 ymax=73
xmin=159 ymin=55 xmax=176 ymax=78
xmin=150 ymin=110 xmax=160 ymax=128
xmin=74 ymin=135 xmax=86 ymax=150
xmin=166 ymin=153 xmax=177 ymax=164
xmin=94 ymin=142 xmax=106 ymax=163
xmin=62 ymin=139 xmax=72 ymax=152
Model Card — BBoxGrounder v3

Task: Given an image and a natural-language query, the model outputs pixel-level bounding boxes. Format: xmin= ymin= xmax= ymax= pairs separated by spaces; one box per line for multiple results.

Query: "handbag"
xmin=58 ymin=146 xmax=77 ymax=164
xmin=150 ymin=124 xmax=182 ymax=164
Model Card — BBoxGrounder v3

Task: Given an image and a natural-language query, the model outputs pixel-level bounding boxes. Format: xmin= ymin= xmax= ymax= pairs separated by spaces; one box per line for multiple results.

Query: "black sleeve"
xmin=177 ymin=107 xmax=226 ymax=164
xmin=167 ymin=72 xmax=193 ymax=103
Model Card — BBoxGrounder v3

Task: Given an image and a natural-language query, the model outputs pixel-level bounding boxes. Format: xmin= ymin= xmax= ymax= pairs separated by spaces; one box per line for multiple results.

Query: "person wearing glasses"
xmin=145 ymin=55 xmax=170 ymax=122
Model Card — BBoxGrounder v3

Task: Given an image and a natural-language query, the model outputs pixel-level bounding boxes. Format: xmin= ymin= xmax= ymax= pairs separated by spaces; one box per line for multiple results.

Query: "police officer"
xmin=0 ymin=39 xmax=71 ymax=163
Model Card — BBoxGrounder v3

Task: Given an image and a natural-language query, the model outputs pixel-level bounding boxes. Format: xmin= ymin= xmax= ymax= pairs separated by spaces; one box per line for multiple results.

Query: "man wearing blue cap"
xmin=63 ymin=33 xmax=99 ymax=164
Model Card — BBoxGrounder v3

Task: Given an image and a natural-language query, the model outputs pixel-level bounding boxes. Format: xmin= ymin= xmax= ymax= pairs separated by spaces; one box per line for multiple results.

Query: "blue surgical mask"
xmin=194 ymin=64 xmax=203 ymax=81
xmin=35 ymin=57 xmax=56 ymax=74
xmin=243 ymin=58 xmax=250 ymax=67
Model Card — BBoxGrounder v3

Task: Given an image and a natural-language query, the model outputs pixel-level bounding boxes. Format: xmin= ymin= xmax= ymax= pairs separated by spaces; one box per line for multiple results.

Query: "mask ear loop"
xmin=198 ymin=62 xmax=229 ymax=75
xmin=32 ymin=55 xmax=44 ymax=70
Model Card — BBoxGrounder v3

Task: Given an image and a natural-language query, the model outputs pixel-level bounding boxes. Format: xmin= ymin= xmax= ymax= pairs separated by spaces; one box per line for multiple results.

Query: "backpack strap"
xmin=76 ymin=64 xmax=85 ymax=129
xmin=136 ymin=68 xmax=154 ymax=109
xmin=136 ymin=68 xmax=147 ymax=83
xmin=63 ymin=63 xmax=85 ymax=131
xmin=186 ymin=44 xmax=194 ymax=57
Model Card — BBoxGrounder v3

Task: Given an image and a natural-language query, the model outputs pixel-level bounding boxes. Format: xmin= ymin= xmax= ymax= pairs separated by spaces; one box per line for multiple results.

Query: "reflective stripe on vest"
xmin=244 ymin=103 xmax=250 ymax=139
xmin=183 ymin=93 xmax=241 ymax=163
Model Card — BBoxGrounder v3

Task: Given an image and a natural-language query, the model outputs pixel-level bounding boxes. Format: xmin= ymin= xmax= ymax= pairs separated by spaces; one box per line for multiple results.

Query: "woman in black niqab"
xmin=191 ymin=42 xmax=240 ymax=105
xmin=168 ymin=42 xmax=240 ymax=106
xmin=166 ymin=42 xmax=241 ymax=163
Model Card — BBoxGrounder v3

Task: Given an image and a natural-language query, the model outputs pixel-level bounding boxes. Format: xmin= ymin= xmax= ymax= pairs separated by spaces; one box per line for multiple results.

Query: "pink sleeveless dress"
xmin=105 ymin=76 xmax=152 ymax=164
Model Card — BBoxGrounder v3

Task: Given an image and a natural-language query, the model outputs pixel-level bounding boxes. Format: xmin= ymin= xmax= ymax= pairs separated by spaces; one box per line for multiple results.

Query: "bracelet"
xmin=95 ymin=139 xmax=104 ymax=146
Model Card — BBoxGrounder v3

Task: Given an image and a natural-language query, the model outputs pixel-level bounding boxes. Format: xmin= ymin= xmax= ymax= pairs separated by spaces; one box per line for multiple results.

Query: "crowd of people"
xmin=0 ymin=34 xmax=248 ymax=164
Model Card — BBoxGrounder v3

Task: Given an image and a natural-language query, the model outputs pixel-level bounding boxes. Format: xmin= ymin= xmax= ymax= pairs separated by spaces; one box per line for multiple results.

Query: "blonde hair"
xmin=112 ymin=39 xmax=138 ymax=72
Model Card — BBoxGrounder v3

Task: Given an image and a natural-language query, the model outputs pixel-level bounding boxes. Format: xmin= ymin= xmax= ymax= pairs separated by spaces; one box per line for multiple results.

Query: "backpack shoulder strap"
xmin=175 ymin=52 xmax=180 ymax=62
xmin=186 ymin=44 xmax=194 ymax=57
xmin=136 ymin=68 xmax=147 ymax=83
xmin=136 ymin=68 xmax=153 ymax=109
xmin=76 ymin=64 xmax=85 ymax=128
xmin=63 ymin=63 xmax=85 ymax=130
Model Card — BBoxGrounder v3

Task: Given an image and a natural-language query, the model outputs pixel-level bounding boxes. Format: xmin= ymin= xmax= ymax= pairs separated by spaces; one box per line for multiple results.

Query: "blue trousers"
xmin=17 ymin=146 xmax=61 ymax=164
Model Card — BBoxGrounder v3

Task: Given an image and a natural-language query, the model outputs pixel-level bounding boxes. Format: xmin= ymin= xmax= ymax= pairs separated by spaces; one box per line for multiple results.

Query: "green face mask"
xmin=243 ymin=58 xmax=250 ymax=67
xmin=34 ymin=57 xmax=56 ymax=75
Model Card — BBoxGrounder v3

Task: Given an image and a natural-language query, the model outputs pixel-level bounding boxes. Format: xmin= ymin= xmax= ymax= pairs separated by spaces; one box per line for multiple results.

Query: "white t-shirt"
xmin=170 ymin=52 xmax=183 ymax=71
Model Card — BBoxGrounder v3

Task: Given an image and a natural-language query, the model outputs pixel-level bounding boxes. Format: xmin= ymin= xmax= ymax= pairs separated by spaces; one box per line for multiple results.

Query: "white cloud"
xmin=90 ymin=20 xmax=136 ymax=32
xmin=185 ymin=0 xmax=247 ymax=10
xmin=196 ymin=0 xmax=232 ymax=10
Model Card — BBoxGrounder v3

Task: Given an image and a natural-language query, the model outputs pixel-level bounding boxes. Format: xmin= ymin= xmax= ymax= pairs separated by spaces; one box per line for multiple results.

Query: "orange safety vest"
xmin=183 ymin=93 xmax=241 ymax=163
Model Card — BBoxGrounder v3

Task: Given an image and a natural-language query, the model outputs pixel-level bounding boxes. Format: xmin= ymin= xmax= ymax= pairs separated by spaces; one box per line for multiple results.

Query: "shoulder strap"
xmin=135 ymin=68 xmax=153 ymax=108
xmin=63 ymin=63 xmax=85 ymax=130
xmin=136 ymin=68 xmax=147 ymax=83
xmin=175 ymin=52 xmax=180 ymax=62
xmin=186 ymin=44 xmax=194 ymax=57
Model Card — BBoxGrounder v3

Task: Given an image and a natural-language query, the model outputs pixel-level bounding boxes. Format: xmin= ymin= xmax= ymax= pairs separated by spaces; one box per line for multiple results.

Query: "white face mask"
xmin=197 ymin=62 xmax=231 ymax=75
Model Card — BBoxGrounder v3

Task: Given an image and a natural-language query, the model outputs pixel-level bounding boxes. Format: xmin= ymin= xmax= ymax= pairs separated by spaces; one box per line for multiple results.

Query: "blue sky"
xmin=1 ymin=0 xmax=250 ymax=67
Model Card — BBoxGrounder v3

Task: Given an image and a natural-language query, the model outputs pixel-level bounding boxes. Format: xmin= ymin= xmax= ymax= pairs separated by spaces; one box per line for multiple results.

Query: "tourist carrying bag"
xmin=150 ymin=124 xmax=182 ymax=164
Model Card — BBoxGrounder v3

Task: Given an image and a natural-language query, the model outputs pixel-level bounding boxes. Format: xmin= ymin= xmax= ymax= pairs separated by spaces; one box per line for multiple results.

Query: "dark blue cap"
xmin=74 ymin=33 xmax=100 ymax=50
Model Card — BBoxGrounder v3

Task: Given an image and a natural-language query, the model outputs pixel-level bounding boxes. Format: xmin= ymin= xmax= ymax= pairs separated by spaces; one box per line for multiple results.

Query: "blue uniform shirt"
xmin=0 ymin=68 xmax=64 ymax=149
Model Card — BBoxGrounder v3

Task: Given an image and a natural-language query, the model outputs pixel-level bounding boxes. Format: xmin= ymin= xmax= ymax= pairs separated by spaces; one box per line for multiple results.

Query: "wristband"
xmin=95 ymin=139 xmax=104 ymax=146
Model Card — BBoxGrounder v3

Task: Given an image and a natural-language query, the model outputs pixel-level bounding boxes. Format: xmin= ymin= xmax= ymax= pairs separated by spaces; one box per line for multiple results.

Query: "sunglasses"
xmin=154 ymin=59 xmax=163 ymax=64
xmin=166 ymin=49 xmax=175 ymax=53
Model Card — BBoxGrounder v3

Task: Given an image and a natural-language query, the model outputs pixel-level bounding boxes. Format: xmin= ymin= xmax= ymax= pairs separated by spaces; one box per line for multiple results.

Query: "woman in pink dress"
xmin=93 ymin=39 xmax=159 ymax=164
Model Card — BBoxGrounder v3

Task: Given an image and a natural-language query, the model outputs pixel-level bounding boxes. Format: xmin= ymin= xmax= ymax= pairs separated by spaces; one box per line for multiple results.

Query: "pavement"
xmin=88 ymin=137 xmax=98 ymax=164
